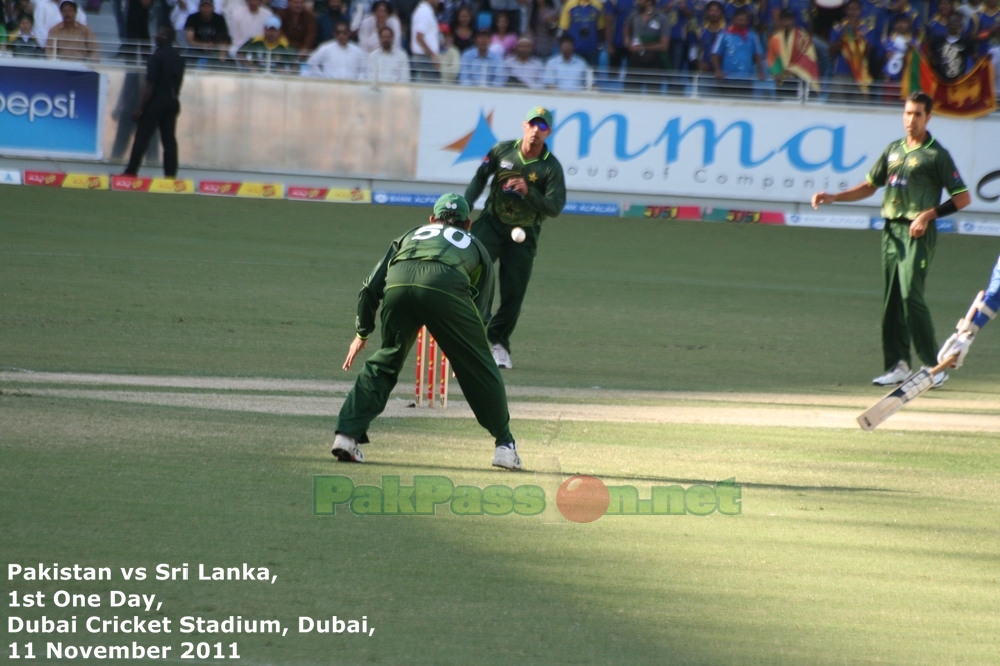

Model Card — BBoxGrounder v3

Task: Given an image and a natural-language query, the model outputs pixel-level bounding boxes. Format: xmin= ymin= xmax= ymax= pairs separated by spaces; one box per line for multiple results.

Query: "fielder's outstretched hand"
xmin=811 ymin=192 xmax=836 ymax=209
xmin=937 ymin=331 xmax=974 ymax=368
xmin=343 ymin=336 xmax=367 ymax=370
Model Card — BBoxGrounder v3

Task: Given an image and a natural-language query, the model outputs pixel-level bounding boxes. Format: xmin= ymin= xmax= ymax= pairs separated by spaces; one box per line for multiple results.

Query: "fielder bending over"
xmin=333 ymin=194 xmax=522 ymax=471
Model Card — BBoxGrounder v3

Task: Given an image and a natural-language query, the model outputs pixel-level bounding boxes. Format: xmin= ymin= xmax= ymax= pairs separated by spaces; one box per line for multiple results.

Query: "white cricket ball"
xmin=511 ymin=226 xmax=526 ymax=243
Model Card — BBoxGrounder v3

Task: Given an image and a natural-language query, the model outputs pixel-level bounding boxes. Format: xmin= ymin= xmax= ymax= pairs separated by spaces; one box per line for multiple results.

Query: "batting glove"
xmin=937 ymin=331 xmax=975 ymax=369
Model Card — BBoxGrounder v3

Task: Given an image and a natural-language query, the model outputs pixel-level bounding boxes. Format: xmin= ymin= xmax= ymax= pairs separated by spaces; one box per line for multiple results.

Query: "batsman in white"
xmin=937 ymin=255 xmax=1000 ymax=369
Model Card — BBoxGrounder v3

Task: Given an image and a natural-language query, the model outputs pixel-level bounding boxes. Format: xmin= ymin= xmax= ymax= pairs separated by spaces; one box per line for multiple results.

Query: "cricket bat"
xmin=857 ymin=290 xmax=985 ymax=431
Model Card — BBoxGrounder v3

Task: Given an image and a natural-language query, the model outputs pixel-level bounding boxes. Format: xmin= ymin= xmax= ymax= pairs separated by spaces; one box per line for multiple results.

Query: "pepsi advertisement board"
xmin=0 ymin=60 xmax=106 ymax=159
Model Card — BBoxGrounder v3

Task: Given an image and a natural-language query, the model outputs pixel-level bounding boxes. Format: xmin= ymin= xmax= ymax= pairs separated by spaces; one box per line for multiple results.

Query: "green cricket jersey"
xmin=866 ymin=133 xmax=968 ymax=221
xmin=238 ymin=36 xmax=299 ymax=71
xmin=354 ymin=224 xmax=495 ymax=338
xmin=464 ymin=140 xmax=567 ymax=227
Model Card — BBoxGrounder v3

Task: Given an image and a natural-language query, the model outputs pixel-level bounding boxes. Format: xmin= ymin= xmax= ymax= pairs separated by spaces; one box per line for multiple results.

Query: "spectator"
xmin=490 ymin=11 xmax=517 ymax=57
xmin=504 ymin=35 xmax=545 ymax=87
xmin=623 ymin=0 xmax=670 ymax=92
xmin=766 ymin=0 xmax=808 ymax=30
xmin=559 ymin=0 xmax=605 ymax=66
xmin=876 ymin=14 xmax=916 ymax=98
xmin=8 ymin=14 xmax=46 ymax=56
xmin=186 ymin=0 xmax=231 ymax=62
xmin=766 ymin=7 xmax=819 ymax=93
xmin=226 ymin=0 xmax=272 ymax=56
xmin=306 ymin=18 xmax=367 ymax=77
xmin=368 ymin=24 xmax=411 ymax=80
xmin=240 ymin=14 xmax=298 ymax=71
xmin=661 ymin=0 xmax=691 ymax=75
xmin=605 ymin=0 xmax=637 ymax=81
xmin=439 ymin=0 xmax=469 ymax=25
xmin=489 ymin=0 xmax=521 ymax=33
xmin=450 ymin=5 xmax=475 ymax=51
xmin=278 ymin=0 xmax=317 ymax=54
xmin=926 ymin=0 xmax=960 ymax=41
xmin=358 ymin=0 xmax=402 ymax=52
xmin=33 ymin=0 xmax=87 ymax=46
xmin=975 ymin=0 xmax=999 ymax=60
xmin=527 ymin=0 xmax=560 ymax=58
xmin=927 ymin=12 xmax=976 ymax=80
xmin=169 ymin=0 xmax=200 ymax=41
xmin=440 ymin=23 xmax=462 ymax=81
xmin=410 ymin=0 xmax=441 ymax=80
xmin=317 ymin=0 xmax=349 ymax=42
xmin=0 ymin=21 xmax=6 ymax=52
xmin=543 ymin=33 xmax=591 ymax=89
xmin=349 ymin=0 xmax=376 ymax=33
xmin=725 ymin=0 xmax=758 ymax=27
xmin=877 ymin=0 xmax=920 ymax=40
xmin=711 ymin=6 xmax=765 ymax=93
xmin=393 ymin=0 xmax=420 ymax=46
xmin=3 ymin=0 xmax=22 ymax=28
xmin=696 ymin=0 xmax=726 ymax=72
xmin=829 ymin=0 xmax=874 ymax=94
xmin=46 ymin=0 xmax=97 ymax=60
xmin=460 ymin=27 xmax=505 ymax=84
xmin=119 ymin=0 xmax=153 ymax=61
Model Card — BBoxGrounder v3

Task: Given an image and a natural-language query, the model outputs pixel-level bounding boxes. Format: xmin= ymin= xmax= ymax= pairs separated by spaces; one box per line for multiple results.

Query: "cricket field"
xmin=2 ymin=186 xmax=999 ymax=665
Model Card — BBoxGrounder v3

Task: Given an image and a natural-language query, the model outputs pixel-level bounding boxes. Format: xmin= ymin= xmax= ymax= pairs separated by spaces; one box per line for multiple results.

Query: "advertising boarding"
xmin=0 ymin=60 xmax=106 ymax=159
xmin=416 ymin=89 xmax=1000 ymax=215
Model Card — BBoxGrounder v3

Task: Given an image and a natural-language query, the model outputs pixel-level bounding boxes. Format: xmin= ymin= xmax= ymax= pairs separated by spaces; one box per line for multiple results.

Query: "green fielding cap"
xmin=433 ymin=193 xmax=470 ymax=221
xmin=525 ymin=106 xmax=553 ymax=126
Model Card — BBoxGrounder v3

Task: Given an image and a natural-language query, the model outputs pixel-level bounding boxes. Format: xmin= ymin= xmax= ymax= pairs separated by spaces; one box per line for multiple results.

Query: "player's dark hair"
xmin=907 ymin=91 xmax=933 ymax=113
xmin=157 ymin=23 xmax=176 ymax=42
xmin=558 ymin=33 xmax=575 ymax=44
xmin=436 ymin=213 xmax=469 ymax=227
xmin=733 ymin=6 xmax=751 ymax=18
xmin=705 ymin=0 xmax=723 ymax=11
xmin=372 ymin=0 xmax=391 ymax=13
xmin=845 ymin=0 xmax=861 ymax=7
xmin=19 ymin=11 xmax=33 ymax=22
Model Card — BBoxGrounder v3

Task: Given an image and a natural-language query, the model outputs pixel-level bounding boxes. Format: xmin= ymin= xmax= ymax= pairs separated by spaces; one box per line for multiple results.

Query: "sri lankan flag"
xmin=767 ymin=28 xmax=820 ymax=91
xmin=901 ymin=49 xmax=997 ymax=118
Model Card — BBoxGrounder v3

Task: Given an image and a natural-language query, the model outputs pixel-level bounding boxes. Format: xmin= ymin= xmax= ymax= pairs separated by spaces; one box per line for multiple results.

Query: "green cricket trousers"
xmin=336 ymin=275 xmax=513 ymax=446
xmin=881 ymin=219 xmax=937 ymax=370
xmin=470 ymin=212 xmax=540 ymax=353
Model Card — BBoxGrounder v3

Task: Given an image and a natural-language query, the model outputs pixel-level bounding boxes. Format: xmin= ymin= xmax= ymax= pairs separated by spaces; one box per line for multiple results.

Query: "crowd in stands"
xmin=3 ymin=0 xmax=999 ymax=99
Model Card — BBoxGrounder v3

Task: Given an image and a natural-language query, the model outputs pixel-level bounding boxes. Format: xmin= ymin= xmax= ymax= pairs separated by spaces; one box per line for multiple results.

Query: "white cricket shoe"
xmin=931 ymin=370 xmax=949 ymax=389
xmin=492 ymin=343 xmax=512 ymax=369
xmin=331 ymin=433 xmax=365 ymax=463
xmin=492 ymin=443 xmax=522 ymax=470
xmin=872 ymin=361 xmax=910 ymax=386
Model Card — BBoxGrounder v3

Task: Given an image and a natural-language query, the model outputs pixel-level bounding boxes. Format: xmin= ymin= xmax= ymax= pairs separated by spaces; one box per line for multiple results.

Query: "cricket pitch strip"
xmin=3 ymin=371 xmax=999 ymax=433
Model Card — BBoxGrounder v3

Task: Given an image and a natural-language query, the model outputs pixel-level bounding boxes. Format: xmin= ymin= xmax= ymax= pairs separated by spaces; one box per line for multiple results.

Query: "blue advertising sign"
xmin=0 ymin=60 xmax=106 ymax=159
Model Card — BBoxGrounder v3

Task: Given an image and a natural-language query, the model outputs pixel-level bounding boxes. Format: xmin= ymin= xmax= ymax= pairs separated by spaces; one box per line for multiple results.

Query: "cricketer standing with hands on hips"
xmin=811 ymin=92 xmax=971 ymax=388
xmin=465 ymin=107 xmax=567 ymax=370
xmin=332 ymin=194 xmax=522 ymax=471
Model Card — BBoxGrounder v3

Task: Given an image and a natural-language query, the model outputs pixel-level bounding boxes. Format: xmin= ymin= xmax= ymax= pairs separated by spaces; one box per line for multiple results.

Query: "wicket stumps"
xmin=415 ymin=326 xmax=449 ymax=408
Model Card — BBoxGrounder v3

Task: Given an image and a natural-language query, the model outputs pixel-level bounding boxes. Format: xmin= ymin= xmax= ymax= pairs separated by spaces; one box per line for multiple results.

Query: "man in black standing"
xmin=123 ymin=24 xmax=185 ymax=179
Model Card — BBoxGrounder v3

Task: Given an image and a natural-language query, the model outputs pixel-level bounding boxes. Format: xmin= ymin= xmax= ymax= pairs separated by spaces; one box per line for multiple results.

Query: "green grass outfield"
xmin=2 ymin=186 xmax=1000 ymax=665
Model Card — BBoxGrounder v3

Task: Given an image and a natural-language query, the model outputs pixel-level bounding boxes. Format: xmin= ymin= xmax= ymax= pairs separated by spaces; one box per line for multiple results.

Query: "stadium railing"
xmin=6 ymin=38 xmax=998 ymax=112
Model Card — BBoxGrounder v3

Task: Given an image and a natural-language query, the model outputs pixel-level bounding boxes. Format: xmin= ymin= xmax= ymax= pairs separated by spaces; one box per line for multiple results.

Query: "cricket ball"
xmin=511 ymin=226 xmax=526 ymax=243
xmin=556 ymin=475 xmax=610 ymax=523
